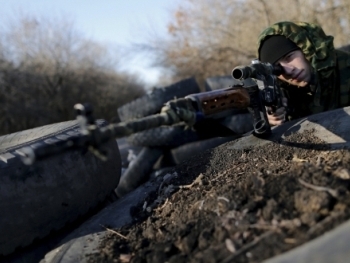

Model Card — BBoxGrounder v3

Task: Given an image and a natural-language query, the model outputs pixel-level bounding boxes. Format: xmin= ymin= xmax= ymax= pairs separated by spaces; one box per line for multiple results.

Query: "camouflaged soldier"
xmin=257 ymin=21 xmax=350 ymax=126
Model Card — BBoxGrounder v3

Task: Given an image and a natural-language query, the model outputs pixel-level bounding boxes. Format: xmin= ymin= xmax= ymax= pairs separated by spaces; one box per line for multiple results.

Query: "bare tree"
xmin=0 ymin=14 xmax=145 ymax=135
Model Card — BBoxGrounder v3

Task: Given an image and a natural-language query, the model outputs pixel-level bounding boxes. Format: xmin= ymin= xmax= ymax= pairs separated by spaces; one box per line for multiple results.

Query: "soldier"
xmin=257 ymin=21 xmax=350 ymax=126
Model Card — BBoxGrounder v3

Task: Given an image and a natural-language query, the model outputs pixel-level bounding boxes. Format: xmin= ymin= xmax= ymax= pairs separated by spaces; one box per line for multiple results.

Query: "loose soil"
xmin=88 ymin=129 xmax=350 ymax=263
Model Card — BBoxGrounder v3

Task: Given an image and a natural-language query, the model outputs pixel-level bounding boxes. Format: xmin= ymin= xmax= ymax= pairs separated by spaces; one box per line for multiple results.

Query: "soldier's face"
xmin=276 ymin=50 xmax=312 ymax=87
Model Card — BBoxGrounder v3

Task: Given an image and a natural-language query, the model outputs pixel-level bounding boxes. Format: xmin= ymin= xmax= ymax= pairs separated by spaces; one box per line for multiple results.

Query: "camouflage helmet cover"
xmin=257 ymin=21 xmax=336 ymax=74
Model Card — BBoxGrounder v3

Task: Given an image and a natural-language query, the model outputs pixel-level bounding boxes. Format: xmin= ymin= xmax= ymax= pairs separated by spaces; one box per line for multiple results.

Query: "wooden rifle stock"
xmin=185 ymin=86 xmax=250 ymax=116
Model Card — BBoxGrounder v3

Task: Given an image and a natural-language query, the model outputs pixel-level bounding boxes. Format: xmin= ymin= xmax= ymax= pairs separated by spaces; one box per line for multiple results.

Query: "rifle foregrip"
xmin=186 ymin=87 xmax=250 ymax=116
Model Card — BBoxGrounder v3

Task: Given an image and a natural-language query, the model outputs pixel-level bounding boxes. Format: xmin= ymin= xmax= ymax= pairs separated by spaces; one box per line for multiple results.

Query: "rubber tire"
xmin=117 ymin=77 xmax=200 ymax=121
xmin=116 ymin=137 xmax=142 ymax=168
xmin=126 ymin=124 xmax=201 ymax=147
xmin=0 ymin=120 xmax=121 ymax=256
xmin=115 ymin=147 xmax=164 ymax=197
xmin=170 ymin=136 xmax=240 ymax=164
xmin=204 ymin=75 xmax=241 ymax=91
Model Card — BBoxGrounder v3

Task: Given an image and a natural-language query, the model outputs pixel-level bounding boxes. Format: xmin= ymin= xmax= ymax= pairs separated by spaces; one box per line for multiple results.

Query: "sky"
xmin=0 ymin=0 xmax=178 ymax=87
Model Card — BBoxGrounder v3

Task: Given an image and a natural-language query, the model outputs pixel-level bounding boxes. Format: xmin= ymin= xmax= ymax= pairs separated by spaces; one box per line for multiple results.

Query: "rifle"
xmin=20 ymin=59 xmax=284 ymax=165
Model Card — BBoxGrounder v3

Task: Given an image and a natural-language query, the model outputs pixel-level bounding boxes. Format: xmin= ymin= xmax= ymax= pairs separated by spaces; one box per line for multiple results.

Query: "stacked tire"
xmin=0 ymin=120 xmax=121 ymax=256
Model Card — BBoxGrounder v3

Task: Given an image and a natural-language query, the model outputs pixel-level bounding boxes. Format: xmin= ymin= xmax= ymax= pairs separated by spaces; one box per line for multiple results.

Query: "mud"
xmin=88 ymin=129 xmax=350 ymax=263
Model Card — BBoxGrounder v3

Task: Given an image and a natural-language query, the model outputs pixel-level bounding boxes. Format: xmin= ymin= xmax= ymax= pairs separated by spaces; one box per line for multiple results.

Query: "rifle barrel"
xmin=20 ymin=112 xmax=178 ymax=165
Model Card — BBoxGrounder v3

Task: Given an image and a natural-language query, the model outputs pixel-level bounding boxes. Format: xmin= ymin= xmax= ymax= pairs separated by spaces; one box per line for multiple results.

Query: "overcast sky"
xmin=0 ymin=0 xmax=178 ymax=86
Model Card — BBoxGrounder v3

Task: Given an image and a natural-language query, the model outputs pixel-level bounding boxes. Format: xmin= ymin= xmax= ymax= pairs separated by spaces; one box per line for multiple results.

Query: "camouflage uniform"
xmin=257 ymin=21 xmax=350 ymax=120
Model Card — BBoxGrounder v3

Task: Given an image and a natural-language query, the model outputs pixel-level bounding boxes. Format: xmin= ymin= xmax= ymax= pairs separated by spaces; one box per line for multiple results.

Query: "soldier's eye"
xmin=284 ymin=53 xmax=294 ymax=62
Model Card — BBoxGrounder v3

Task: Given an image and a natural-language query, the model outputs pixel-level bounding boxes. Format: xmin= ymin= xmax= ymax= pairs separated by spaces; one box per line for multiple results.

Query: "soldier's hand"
xmin=266 ymin=98 xmax=288 ymax=126
xmin=266 ymin=107 xmax=286 ymax=126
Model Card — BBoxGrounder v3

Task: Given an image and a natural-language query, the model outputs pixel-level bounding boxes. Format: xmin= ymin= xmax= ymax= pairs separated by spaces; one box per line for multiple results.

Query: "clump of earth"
xmin=88 ymin=129 xmax=350 ymax=263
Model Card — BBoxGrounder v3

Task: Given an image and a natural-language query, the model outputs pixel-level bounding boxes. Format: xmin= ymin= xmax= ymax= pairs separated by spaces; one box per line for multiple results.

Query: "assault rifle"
xmin=21 ymin=59 xmax=284 ymax=165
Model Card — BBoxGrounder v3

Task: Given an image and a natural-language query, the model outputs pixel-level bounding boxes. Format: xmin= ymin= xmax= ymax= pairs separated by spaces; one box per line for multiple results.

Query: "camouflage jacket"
xmin=257 ymin=21 xmax=350 ymax=120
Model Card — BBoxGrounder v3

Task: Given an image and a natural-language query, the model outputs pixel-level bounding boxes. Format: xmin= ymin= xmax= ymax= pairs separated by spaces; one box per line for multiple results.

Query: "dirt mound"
xmin=87 ymin=129 xmax=350 ymax=263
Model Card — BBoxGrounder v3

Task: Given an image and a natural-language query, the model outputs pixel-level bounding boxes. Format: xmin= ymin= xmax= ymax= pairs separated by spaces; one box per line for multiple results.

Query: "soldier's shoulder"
xmin=335 ymin=48 xmax=350 ymax=69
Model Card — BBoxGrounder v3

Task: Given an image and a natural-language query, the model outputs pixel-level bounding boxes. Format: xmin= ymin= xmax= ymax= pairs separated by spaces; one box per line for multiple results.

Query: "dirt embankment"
xmin=88 ymin=129 xmax=350 ymax=263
